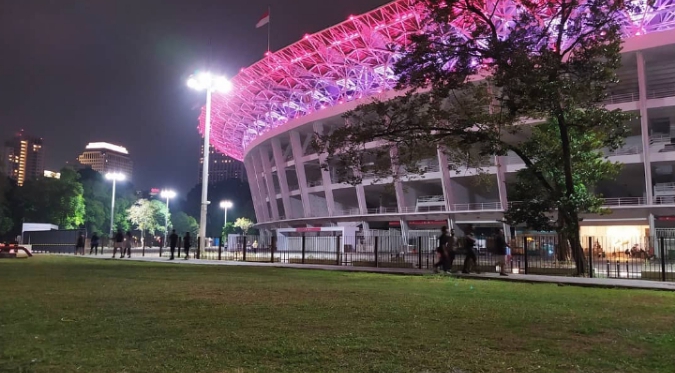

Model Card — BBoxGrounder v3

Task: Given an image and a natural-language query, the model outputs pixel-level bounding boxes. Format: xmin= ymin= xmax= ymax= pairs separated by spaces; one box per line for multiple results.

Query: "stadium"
xmin=200 ymin=0 xmax=675 ymax=247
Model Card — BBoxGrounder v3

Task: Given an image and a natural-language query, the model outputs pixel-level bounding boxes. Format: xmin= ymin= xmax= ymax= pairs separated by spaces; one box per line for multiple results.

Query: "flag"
xmin=256 ymin=10 xmax=270 ymax=28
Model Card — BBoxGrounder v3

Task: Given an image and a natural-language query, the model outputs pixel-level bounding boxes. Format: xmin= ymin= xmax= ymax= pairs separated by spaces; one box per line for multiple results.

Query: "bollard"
xmin=336 ymin=235 xmax=341 ymax=266
xmin=606 ymin=260 xmax=610 ymax=277
xmin=301 ymin=234 xmax=306 ymax=264
xmin=588 ymin=237 xmax=594 ymax=278
xmin=374 ymin=236 xmax=379 ymax=268
xmin=417 ymin=236 xmax=422 ymax=269
xmin=660 ymin=236 xmax=666 ymax=282
xmin=626 ymin=261 xmax=630 ymax=279
xmin=523 ymin=236 xmax=529 ymax=274
xmin=616 ymin=260 xmax=620 ymax=278
xmin=197 ymin=237 xmax=201 ymax=260
xmin=242 ymin=236 xmax=247 ymax=262
xmin=218 ymin=236 xmax=223 ymax=261
xmin=271 ymin=235 xmax=276 ymax=263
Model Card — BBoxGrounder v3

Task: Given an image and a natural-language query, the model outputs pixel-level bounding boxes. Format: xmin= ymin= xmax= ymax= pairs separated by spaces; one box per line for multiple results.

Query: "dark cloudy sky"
xmin=0 ymin=0 xmax=390 ymax=194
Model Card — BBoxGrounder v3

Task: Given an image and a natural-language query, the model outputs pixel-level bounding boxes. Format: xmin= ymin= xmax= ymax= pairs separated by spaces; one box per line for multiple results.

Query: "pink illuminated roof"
xmin=200 ymin=0 xmax=675 ymax=161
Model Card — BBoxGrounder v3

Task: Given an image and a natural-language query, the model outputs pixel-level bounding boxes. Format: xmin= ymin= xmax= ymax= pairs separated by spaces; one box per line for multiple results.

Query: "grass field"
xmin=1 ymin=257 xmax=674 ymax=373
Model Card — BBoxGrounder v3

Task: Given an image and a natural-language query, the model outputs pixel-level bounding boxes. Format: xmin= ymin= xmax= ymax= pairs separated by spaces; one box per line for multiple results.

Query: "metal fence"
xmin=26 ymin=232 xmax=675 ymax=282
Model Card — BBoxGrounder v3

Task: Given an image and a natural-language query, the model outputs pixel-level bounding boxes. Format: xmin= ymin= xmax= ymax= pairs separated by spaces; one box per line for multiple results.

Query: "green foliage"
xmin=127 ymin=199 xmax=159 ymax=236
xmin=171 ymin=211 xmax=198 ymax=237
xmin=221 ymin=222 xmax=235 ymax=238
xmin=0 ymin=174 xmax=14 ymax=236
xmin=314 ymin=0 xmax=635 ymax=274
xmin=150 ymin=199 xmax=170 ymax=234
xmin=233 ymin=217 xmax=254 ymax=235
xmin=186 ymin=179 xmax=256 ymax=237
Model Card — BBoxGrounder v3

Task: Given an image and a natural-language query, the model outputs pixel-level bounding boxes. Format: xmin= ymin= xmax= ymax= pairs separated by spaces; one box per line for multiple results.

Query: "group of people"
xmin=73 ymin=229 xmax=193 ymax=260
xmin=433 ymin=225 xmax=509 ymax=276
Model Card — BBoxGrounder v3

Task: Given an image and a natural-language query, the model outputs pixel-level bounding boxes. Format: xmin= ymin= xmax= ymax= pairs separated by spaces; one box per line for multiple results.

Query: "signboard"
xmin=150 ymin=188 xmax=160 ymax=196
xmin=295 ymin=227 xmax=323 ymax=233
xmin=656 ymin=216 xmax=675 ymax=221
xmin=389 ymin=220 xmax=446 ymax=227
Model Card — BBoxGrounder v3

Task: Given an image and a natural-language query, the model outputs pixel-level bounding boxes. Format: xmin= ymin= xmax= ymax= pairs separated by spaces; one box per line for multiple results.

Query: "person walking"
xmin=434 ymin=226 xmax=451 ymax=273
xmin=495 ymin=228 xmax=508 ymax=276
xmin=183 ymin=232 xmax=191 ymax=260
xmin=75 ymin=232 xmax=85 ymax=255
xmin=122 ymin=231 xmax=132 ymax=258
xmin=462 ymin=225 xmax=480 ymax=274
xmin=169 ymin=229 xmax=178 ymax=260
xmin=89 ymin=232 xmax=100 ymax=255
xmin=113 ymin=229 xmax=124 ymax=258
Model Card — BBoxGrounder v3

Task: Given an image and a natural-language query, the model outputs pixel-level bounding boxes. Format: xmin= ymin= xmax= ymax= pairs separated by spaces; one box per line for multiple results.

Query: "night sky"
xmin=0 ymin=0 xmax=390 ymax=194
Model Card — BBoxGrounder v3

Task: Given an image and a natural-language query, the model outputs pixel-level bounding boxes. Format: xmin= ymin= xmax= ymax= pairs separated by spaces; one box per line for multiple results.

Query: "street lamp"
xmin=187 ymin=71 xmax=233 ymax=252
xmin=220 ymin=201 xmax=232 ymax=229
xmin=105 ymin=172 xmax=126 ymax=238
xmin=160 ymin=189 xmax=176 ymax=249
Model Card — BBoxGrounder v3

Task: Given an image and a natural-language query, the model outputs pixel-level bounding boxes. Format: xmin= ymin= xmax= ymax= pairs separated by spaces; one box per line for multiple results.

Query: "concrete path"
xmin=75 ymin=255 xmax=675 ymax=292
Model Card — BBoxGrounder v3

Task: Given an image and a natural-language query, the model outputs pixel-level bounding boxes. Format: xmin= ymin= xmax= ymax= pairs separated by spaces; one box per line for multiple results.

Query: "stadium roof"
xmin=199 ymin=0 xmax=675 ymax=161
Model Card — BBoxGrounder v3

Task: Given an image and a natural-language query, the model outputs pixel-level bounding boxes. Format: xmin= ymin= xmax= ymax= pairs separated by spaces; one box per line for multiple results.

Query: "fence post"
xmin=417 ymin=236 xmax=422 ymax=269
xmin=660 ymin=236 xmax=666 ymax=282
xmin=271 ymin=235 xmax=276 ymax=263
xmin=374 ymin=236 xmax=379 ymax=268
xmin=242 ymin=236 xmax=247 ymax=262
xmin=159 ymin=242 xmax=162 ymax=258
xmin=218 ymin=236 xmax=223 ymax=261
xmin=336 ymin=235 xmax=341 ymax=266
xmin=588 ymin=236 xmax=593 ymax=278
xmin=301 ymin=234 xmax=306 ymax=264
xmin=523 ymin=236 xmax=529 ymax=274
xmin=142 ymin=243 xmax=145 ymax=257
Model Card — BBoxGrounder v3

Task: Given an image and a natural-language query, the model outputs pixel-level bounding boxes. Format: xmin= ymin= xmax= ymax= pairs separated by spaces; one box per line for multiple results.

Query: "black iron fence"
xmin=25 ymin=232 xmax=675 ymax=282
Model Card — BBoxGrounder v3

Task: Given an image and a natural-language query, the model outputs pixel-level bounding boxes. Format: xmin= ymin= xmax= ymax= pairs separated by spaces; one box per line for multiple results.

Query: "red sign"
xmin=656 ymin=216 xmax=675 ymax=221
xmin=295 ymin=227 xmax=323 ymax=233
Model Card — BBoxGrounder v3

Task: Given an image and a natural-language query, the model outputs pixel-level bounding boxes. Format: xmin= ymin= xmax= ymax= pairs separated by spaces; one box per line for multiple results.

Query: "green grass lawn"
xmin=1 ymin=257 xmax=674 ymax=373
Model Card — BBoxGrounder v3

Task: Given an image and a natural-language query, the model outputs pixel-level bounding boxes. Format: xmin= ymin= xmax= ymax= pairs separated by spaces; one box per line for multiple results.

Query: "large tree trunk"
xmin=561 ymin=210 xmax=587 ymax=276
xmin=555 ymin=211 xmax=571 ymax=262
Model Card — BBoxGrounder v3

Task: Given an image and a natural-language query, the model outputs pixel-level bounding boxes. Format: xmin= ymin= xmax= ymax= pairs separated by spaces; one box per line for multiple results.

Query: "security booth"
xmin=275 ymin=227 xmax=357 ymax=257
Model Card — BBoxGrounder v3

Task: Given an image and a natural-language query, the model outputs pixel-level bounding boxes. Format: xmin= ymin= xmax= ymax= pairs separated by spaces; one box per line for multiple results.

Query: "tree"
xmin=234 ymin=217 xmax=254 ymax=235
xmin=314 ymin=0 xmax=636 ymax=275
xmin=0 ymin=174 xmax=13 ymax=238
xmin=78 ymin=169 xmax=110 ymax=235
xmin=185 ymin=179 xmax=256 ymax=237
xmin=127 ymin=199 xmax=158 ymax=247
xmin=16 ymin=168 xmax=85 ymax=229
xmin=150 ymin=199 xmax=170 ymax=235
xmin=171 ymin=211 xmax=198 ymax=237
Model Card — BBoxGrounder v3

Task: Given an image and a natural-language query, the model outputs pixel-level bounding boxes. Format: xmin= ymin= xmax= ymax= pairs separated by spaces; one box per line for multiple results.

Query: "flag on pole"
xmin=256 ymin=10 xmax=270 ymax=28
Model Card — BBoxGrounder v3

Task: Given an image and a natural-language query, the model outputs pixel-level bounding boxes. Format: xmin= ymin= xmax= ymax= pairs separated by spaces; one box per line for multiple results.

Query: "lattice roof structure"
xmin=199 ymin=0 xmax=675 ymax=161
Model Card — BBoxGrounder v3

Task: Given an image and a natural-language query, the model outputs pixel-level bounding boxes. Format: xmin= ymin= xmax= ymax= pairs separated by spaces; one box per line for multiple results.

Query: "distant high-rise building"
xmin=200 ymin=145 xmax=246 ymax=184
xmin=3 ymin=131 xmax=45 ymax=186
xmin=77 ymin=142 xmax=133 ymax=178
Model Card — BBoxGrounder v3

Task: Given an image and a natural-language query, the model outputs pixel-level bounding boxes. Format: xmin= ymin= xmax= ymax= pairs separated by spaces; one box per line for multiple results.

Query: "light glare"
xmin=105 ymin=172 xmax=125 ymax=181
xmin=220 ymin=200 xmax=233 ymax=209
xmin=160 ymin=189 xmax=177 ymax=199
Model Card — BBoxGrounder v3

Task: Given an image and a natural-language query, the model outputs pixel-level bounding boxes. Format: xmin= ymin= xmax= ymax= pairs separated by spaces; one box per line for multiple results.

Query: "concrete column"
xmin=390 ymin=147 xmax=407 ymax=212
xmin=244 ymin=157 xmax=268 ymax=222
xmin=637 ymin=51 xmax=653 ymax=205
xmin=251 ymin=152 xmax=271 ymax=222
xmin=495 ymin=155 xmax=509 ymax=211
xmin=290 ymin=131 xmax=311 ymax=216
xmin=259 ymin=147 xmax=280 ymax=220
xmin=271 ymin=138 xmax=293 ymax=219
xmin=355 ymin=185 xmax=368 ymax=214
xmin=437 ymin=147 xmax=456 ymax=211
xmin=314 ymin=123 xmax=336 ymax=216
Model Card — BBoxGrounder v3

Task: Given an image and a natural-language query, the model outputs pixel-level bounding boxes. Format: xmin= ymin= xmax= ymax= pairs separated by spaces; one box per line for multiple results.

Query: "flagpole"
xmin=267 ymin=5 xmax=271 ymax=53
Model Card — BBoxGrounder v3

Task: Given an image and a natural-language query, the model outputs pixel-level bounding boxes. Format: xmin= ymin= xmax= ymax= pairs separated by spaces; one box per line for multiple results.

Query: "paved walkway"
xmin=72 ymin=255 xmax=675 ymax=291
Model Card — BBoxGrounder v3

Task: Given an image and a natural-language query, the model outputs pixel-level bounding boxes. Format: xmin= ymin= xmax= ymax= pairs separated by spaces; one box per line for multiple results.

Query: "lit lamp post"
xmin=160 ymin=189 xmax=176 ymax=250
xmin=220 ymin=200 xmax=233 ymax=245
xmin=187 ymin=71 xmax=233 ymax=253
xmin=105 ymin=172 xmax=126 ymax=239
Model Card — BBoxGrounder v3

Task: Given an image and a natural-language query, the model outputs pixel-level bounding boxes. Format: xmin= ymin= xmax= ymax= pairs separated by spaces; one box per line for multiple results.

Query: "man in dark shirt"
xmin=434 ymin=226 xmax=451 ymax=273
xmin=183 ymin=232 xmax=191 ymax=260
xmin=462 ymin=225 xmax=480 ymax=274
xmin=169 ymin=229 xmax=179 ymax=260
xmin=113 ymin=229 xmax=124 ymax=259
xmin=89 ymin=233 xmax=100 ymax=255
xmin=495 ymin=228 xmax=508 ymax=276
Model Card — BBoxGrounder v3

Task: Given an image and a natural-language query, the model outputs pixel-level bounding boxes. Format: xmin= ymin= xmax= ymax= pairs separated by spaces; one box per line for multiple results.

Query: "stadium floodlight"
xmin=187 ymin=72 xmax=233 ymax=253
xmin=220 ymin=200 xmax=233 ymax=227
xmin=160 ymin=190 xmax=177 ymax=249
xmin=105 ymin=172 xmax=126 ymax=237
